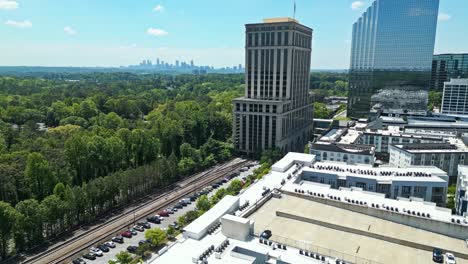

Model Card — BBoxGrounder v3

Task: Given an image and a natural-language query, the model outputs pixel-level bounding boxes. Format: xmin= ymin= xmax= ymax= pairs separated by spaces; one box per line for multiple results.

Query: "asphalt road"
xmin=72 ymin=164 xmax=259 ymax=264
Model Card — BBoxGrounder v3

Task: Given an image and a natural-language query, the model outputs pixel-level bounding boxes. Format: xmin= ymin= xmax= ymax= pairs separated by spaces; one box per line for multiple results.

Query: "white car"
xmin=446 ymin=253 xmax=456 ymax=264
xmin=90 ymin=247 xmax=103 ymax=257
xmin=104 ymin=241 xmax=116 ymax=248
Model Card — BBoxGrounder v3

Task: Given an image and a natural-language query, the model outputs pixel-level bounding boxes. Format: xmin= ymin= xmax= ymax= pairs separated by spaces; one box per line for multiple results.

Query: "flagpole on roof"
xmin=293 ymin=0 xmax=296 ymax=20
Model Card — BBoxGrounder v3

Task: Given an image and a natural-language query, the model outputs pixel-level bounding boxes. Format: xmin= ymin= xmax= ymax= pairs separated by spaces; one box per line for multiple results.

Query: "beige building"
xmin=233 ymin=18 xmax=314 ymax=155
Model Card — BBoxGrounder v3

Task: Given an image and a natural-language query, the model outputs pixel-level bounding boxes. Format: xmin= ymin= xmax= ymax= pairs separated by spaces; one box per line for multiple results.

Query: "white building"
xmin=456 ymin=165 xmax=468 ymax=216
xmin=441 ymin=78 xmax=468 ymax=115
xmin=389 ymin=138 xmax=468 ymax=182
xmin=300 ymin=161 xmax=448 ymax=205
xmin=309 ymin=142 xmax=375 ymax=165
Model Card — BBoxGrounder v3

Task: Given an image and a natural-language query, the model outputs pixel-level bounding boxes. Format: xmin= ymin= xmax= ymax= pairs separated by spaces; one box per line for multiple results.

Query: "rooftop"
xmin=263 ymin=17 xmax=298 ymax=23
xmin=271 ymin=152 xmax=315 ymax=172
xmin=392 ymin=138 xmax=468 ymax=153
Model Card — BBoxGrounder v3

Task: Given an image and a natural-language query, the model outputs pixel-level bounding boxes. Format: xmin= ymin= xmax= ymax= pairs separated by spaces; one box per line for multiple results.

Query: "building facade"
xmin=300 ymin=162 xmax=448 ymax=205
xmin=310 ymin=142 xmax=375 ymax=165
xmin=347 ymin=0 xmax=439 ymax=118
xmin=233 ymin=18 xmax=314 ymax=154
xmin=441 ymin=79 xmax=468 ymax=115
xmin=456 ymin=165 xmax=468 ymax=216
xmin=389 ymin=140 xmax=468 ymax=183
xmin=431 ymin=54 xmax=468 ymax=91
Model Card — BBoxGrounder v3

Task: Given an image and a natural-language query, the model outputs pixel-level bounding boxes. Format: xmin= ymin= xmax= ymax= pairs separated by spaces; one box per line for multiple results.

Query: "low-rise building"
xmin=389 ymin=138 xmax=468 ymax=183
xmin=300 ymin=161 xmax=448 ymax=205
xmin=441 ymin=78 xmax=468 ymax=115
xmin=456 ymin=165 xmax=468 ymax=216
xmin=309 ymin=142 xmax=375 ymax=165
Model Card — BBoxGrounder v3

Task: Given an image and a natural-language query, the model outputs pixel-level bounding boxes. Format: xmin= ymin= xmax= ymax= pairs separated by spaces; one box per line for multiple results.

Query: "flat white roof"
xmin=271 ymin=152 xmax=315 ymax=172
xmin=184 ymin=195 xmax=239 ymax=236
xmin=222 ymin=214 xmax=250 ymax=224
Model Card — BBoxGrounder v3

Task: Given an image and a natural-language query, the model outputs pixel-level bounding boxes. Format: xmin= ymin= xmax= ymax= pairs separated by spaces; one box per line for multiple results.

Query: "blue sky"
xmin=0 ymin=0 xmax=466 ymax=69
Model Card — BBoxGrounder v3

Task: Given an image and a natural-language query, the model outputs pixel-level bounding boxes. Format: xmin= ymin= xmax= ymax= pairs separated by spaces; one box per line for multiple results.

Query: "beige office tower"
xmin=233 ymin=18 xmax=314 ymax=155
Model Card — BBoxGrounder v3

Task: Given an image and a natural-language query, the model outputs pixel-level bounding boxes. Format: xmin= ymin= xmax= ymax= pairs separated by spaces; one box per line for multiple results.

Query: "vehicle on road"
xmin=433 ymin=248 xmax=443 ymax=263
xmin=121 ymin=231 xmax=132 ymax=238
xmin=82 ymin=253 xmax=96 ymax=260
xmin=112 ymin=236 xmax=124 ymax=243
xmin=147 ymin=216 xmax=161 ymax=224
xmin=133 ymin=225 xmax=144 ymax=232
xmin=90 ymin=247 xmax=103 ymax=257
xmin=97 ymin=244 xmax=109 ymax=252
xmin=127 ymin=245 xmax=138 ymax=253
xmin=72 ymin=258 xmax=86 ymax=264
xmin=445 ymin=253 xmax=456 ymax=264
xmin=260 ymin=230 xmax=272 ymax=239
xmin=105 ymin=241 xmax=116 ymax=248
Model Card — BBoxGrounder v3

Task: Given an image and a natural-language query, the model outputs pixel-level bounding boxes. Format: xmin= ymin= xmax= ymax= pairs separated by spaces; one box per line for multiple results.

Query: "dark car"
xmin=97 ymin=244 xmax=109 ymax=252
xmin=260 ymin=230 xmax=272 ymax=239
xmin=138 ymin=240 xmax=148 ymax=245
xmin=129 ymin=228 xmax=138 ymax=235
xmin=432 ymin=248 xmax=443 ymax=263
xmin=127 ymin=245 xmax=138 ymax=253
xmin=112 ymin=235 xmax=124 ymax=243
xmin=82 ymin=253 xmax=96 ymax=260
xmin=147 ymin=216 xmax=161 ymax=224
xmin=189 ymin=194 xmax=198 ymax=201
xmin=121 ymin=231 xmax=132 ymax=238
xmin=139 ymin=221 xmax=151 ymax=229
xmin=174 ymin=203 xmax=183 ymax=209
xmin=72 ymin=258 xmax=86 ymax=264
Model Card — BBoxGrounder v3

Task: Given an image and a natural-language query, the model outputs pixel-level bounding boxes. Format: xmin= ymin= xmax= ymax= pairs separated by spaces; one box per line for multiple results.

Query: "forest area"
xmin=0 ymin=73 xmax=243 ymax=259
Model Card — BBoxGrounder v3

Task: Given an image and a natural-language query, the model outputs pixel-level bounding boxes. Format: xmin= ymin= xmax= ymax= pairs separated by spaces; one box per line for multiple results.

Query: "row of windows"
xmin=246 ymin=31 xmax=311 ymax=48
xmin=235 ymin=103 xmax=277 ymax=113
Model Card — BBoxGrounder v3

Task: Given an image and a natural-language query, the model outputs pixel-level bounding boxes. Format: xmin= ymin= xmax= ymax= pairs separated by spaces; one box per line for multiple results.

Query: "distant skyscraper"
xmin=238 ymin=64 xmax=242 ymax=71
xmin=347 ymin=0 xmax=439 ymax=119
xmin=441 ymin=79 xmax=468 ymax=115
xmin=156 ymin=58 xmax=160 ymax=65
xmin=232 ymin=18 xmax=314 ymax=154
xmin=431 ymin=54 xmax=468 ymax=91
xmin=176 ymin=60 xmax=180 ymax=67
xmin=190 ymin=60 xmax=194 ymax=68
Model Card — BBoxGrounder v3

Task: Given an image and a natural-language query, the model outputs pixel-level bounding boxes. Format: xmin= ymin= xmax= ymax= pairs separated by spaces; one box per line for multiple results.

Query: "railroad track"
xmin=23 ymin=158 xmax=250 ymax=264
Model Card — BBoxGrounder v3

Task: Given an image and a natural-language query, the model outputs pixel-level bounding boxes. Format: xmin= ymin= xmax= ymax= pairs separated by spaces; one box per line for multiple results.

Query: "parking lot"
xmin=71 ymin=164 xmax=259 ymax=264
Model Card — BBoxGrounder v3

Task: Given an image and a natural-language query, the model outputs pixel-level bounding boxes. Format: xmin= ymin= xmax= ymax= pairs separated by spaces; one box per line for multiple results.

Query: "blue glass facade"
xmin=348 ymin=0 xmax=439 ymax=118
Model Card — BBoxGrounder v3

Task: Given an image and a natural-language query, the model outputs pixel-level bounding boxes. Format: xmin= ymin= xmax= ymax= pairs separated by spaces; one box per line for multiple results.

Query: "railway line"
xmin=22 ymin=158 xmax=251 ymax=264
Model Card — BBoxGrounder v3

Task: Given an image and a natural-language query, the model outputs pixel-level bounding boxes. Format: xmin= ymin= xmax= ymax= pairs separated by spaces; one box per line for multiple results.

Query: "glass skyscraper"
xmin=431 ymin=53 xmax=468 ymax=91
xmin=347 ymin=0 xmax=439 ymax=119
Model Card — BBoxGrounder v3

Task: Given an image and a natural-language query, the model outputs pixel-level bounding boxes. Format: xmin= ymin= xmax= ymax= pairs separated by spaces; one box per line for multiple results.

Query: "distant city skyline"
xmin=0 ymin=0 xmax=466 ymax=69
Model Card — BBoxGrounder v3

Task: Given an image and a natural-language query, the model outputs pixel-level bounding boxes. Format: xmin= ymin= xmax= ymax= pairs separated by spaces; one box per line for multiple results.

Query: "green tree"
xmin=25 ymin=152 xmax=56 ymax=200
xmin=196 ymin=195 xmax=211 ymax=212
xmin=313 ymin=102 xmax=331 ymax=119
xmin=145 ymin=227 xmax=167 ymax=247
xmin=15 ymin=199 xmax=44 ymax=250
xmin=111 ymin=251 xmax=134 ymax=264
xmin=0 ymin=201 xmax=18 ymax=258
xmin=226 ymin=179 xmax=243 ymax=195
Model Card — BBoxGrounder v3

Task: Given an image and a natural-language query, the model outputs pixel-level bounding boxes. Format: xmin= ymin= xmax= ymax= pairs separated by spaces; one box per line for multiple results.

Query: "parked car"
xmin=112 ymin=236 xmax=124 ymax=243
xmin=174 ymin=203 xmax=183 ymax=209
xmin=121 ymin=231 xmax=132 ymax=238
xmin=147 ymin=216 xmax=161 ymax=224
xmin=211 ymin=183 xmax=220 ymax=189
xmin=82 ymin=253 xmax=96 ymax=260
xmin=260 ymin=230 xmax=272 ymax=239
xmin=170 ymin=222 xmax=180 ymax=230
xmin=179 ymin=200 xmax=188 ymax=206
xmin=105 ymin=241 xmax=116 ymax=248
xmin=445 ymin=253 xmax=456 ymax=264
xmin=129 ymin=228 xmax=138 ymax=235
xmin=158 ymin=210 xmax=170 ymax=217
xmin=90 ymin=247 xmax=103 ymax=257
xmin=133 ymin=225 xmax=144 ymax=232
xmin=138 ymin=221 xmax=151 ymax=229
xmin=127 ymin=245 xmax=138 ymax=253
xmin=433 ymin=248 xmax=443 ymax=263
xmin=97 ymin=244 xmax=109 ymax=252
xmin=72 ymin=258 xmax=86 ymax=264
xmin=181 ymin=198 xmax=191 ymax=204
xmin=189 ymin=194 xmax=198 ymax=201
xmin=139 ymin=240 xmax=148 ymax=245
xmin=167 ymin=207 xmax=175 ymax=214
xmin=171 ymin=206 xmax=178 ymax=212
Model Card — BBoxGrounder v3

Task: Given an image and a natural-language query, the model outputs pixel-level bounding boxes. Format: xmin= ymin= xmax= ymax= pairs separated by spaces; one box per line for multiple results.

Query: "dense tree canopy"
xmin=0 ymin=73 xmax=243 ymax=259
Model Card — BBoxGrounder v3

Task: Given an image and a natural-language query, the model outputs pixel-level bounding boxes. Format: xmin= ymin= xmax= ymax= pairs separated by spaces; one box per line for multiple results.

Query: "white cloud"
xmin=64 ymin=26 xmax=77 ymax=35
xmin=147 ymin=27 xmax=168 ymax=37
xmin=5 ymin=20 xmax=32 ymax=28
xmin=153 ymin=4 xmax=164 ymax=12
xmin=351 ymin=1 xmax=365 ymax=10
xmin=0 ymin=0 xmax=18 ymax=10
xmin=438 ymin=12 xmax=451 ymax=22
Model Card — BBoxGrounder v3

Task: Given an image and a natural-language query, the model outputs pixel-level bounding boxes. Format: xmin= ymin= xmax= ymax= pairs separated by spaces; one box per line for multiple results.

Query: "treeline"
xmin=0 ymin=73 xmax=243 ymax=259
xmin=309 ymin=72 xmax=348 ymax=102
